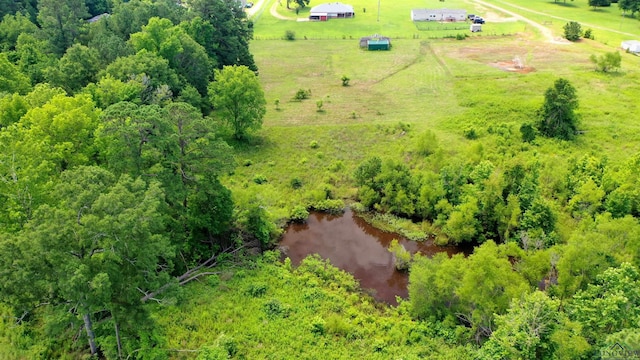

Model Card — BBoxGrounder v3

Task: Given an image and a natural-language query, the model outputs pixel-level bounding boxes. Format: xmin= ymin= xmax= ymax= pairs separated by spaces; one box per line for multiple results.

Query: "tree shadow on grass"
xmin=546 ymin=1 xmax=579 ymax=7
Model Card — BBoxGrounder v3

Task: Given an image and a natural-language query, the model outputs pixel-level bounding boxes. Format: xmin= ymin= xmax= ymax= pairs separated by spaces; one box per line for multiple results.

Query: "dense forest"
xmin=1 ymin=0 xmax=640 ymax=359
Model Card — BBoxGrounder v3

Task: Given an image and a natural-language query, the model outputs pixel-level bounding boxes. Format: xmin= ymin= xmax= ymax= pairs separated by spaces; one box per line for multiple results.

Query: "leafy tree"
xmin=536 ymin=78 xmax=579 ymax=140
xmin=481 ymin=291 xmax=590 ymax=360
xmin=189 ymin=0 xmax=257 ymax=71
xmin=36 ymin=0 xmax=89 ymax=55
xmin=0 ymin=12 xmax=38 ymax=51
xmin=568 ymin=263 xmax=640 ymax=343
xmin=0 ymin=53 xmax=31 ymax=94
xmin=0 ymin=166 xmax=173 ymax=357
xmin=410 ymin=242 xmax=529 ymax=341
xmin=443 ymin=196 xmax=479 ymax=243
xmin=563 ymin=21 xmax=582 ymax=41
xmin=87 ymin=23 xmax=134 ymax=67
xmin=209 ymin=65 xmax=266 ymax=140
xmin=82 ymin=75 xmax=144 ymax=109
xmin=130 ymin=17 xmax=213 ymax=95
xmin=102 ymin=49 xmax=182 ymax=96
xmin=0 ymin=0 xmax=37 ymax=21
xmin=619 ymin=0 xmax=640 ymax=16
xmin=14 ymin=33 xmax=55 ymax=85
xmin=589 ymin=0 xmax=612 ymax=8
xmin=44 ymin=44 xmax=101 ymax=94
xmin=589 ymin=51 xmax=621 ymax=72
xmin=0 ymin=93 xmax=28 ymax=127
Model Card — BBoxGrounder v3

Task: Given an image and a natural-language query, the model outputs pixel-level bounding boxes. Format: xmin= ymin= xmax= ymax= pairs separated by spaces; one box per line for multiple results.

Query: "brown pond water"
xmin=279 ymin=209 xmax=471 ymax=305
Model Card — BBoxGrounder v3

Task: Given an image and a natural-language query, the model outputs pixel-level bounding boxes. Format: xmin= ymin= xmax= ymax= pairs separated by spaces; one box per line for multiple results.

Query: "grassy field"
xmin=476 ymin=0 xmax=640 ymax=45
xmin=222 ymin=27 xmax=640 ymax=222
xmin=251 ymin=0 xmax=526 ymax=39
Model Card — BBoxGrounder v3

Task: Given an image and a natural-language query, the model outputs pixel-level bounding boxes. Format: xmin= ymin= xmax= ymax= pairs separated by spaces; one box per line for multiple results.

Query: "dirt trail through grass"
xmin=469 ymin=0 xmax=565 ymax=43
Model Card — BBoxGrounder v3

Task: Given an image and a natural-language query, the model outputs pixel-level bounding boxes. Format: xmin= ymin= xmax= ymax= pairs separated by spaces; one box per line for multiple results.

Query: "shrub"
xmin=294 ymin=88 xmax=311 ymax=100
xmin=310 ymin=316 xmax=326 ymax=335
xmin=263 ymin=299 xmax=290 ymax=319
xmin=388 ymin=239 xmax=412 ymax=271
xmin=290 ymin=205 xmax=309 ymax=223
xmin=563 ymin=21 xmax=582 ymax=42
xmin=284 ymin=30 xmax=295 ymax=40
xmin=313 ymin=199 xmax=345 ymax=214
xmin=243 ymin=159 xmax=253 ymax=166
xmin=328 ymin=160 xmax=345 ymax=172
xmin=584 ymin=28 xmax=594 ymax=39
xmin=316 ymin=99 xmax=324 ymax=112
xmin=253 ymin=174 xmax=267 ymax=184
xmin=274 ymin=98 xmax=280 ymax=110
xmin=245 ymin=284 xmax=268 ymax=297
xmin=341 ymin=75 xmax=350 ymax=86
xmin=589 ymin=51 xmax=621 ymax=72
xmin=290 ymin=177 xmax=303 ymax=189
xmin=463 ymin=126 xmax=478 ymax=139
xmin=416 ymin=129 xmax=439 ymax=156
xmin=309 ymin=140 xmax=319 ymax=148
xmin=455 ymin=33 xmax=467 ymax=40
xmin=520 ymin=123 xmax=536 ymax=143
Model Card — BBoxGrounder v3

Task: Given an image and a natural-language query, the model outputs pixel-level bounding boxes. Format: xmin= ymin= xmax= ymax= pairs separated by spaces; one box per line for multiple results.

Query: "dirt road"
xmin=468 ymin=0 xmax=565 ymax=43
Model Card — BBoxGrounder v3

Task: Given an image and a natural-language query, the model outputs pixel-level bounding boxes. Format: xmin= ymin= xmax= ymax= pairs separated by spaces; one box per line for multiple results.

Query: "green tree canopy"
xmin=209 ymin=65 xmax=266 ymax=140
xmin=536 ymin=78 xmax=579 ymax=140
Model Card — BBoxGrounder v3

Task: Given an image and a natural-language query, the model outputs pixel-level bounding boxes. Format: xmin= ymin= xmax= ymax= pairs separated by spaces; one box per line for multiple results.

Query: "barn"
xmin=621 ymin=40 xmax=640 ymax=54
xmin=411 ymin=9 xmax=466 ymax=22
xmin=309 ymin=3 xmax=355 ymax=21
xmin=359 ymin=35 xmax=391 ymax=50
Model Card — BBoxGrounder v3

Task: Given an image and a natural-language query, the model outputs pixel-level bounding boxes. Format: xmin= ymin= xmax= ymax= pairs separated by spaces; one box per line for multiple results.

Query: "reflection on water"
xmin=280 ymin=209 xmax=469 ymax=305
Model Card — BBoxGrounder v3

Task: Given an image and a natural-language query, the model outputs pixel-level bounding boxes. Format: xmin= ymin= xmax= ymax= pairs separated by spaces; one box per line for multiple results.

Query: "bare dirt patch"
xmin=490 ymin=60 xmax=536 ymax=73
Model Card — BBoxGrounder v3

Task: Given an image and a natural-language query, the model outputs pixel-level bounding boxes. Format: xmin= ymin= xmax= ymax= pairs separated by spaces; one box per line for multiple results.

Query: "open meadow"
xmin=225 ymin=4 xmax=640 ymax=221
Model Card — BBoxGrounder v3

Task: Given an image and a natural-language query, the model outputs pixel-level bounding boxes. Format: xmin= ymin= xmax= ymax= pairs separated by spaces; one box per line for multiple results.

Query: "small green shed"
xmin=367 ymin=38 xmax=390 ymax=51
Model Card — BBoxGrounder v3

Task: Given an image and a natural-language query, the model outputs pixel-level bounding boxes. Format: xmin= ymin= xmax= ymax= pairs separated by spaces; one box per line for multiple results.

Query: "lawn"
xmin=478 ymin=0 xmax=640 ymax=45
xmin=251 ymin=0 xmax=525 ymax=39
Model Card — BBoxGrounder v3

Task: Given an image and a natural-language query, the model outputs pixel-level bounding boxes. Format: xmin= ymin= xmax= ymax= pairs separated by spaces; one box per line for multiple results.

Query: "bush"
xmin=310 ymin=316 xmax=326 ymax=335
xmin=290 ymin=205 xmax=309 ymax=223
xmin=284 ymin=30 xmax=295 ymax=41
xmin=563 ymin=21 xmax=582 ymax=42
xmin=341 ymin=75 xmax=350 ymax=86
xmin=316 ymin=100 xmax=324 ymax=112
xmin=584 ymin=28 xmax=594 ymax=39
xmin=416 ymin=129 xmax=439 ymax=156
xmin=455 ymin=33 xmax=467 ymax=40
xmin=253 ymin=174 xmax=268 ymax=184
xmin=263 ymin=299 xmax=290 ymax=319
xmin=245 ymin=284 xmax=268 ymax=297
xmin=590 ymin=51 xmax=621 ymax=72
xmin=520 ymin=123 xmax=536 ymax=143
xmin=388 ymin=239 xmax=412 ymax=271
xmin=313 ymin=199 xmax=345 ymax=214
xmin=463 ymin=126 xmax=478 ymax=139
xmin=243 ymin=159 xmax=253 ymax=166
xmin=290 ymin=177 xmax=303 ymax=189
xmin=294 ymin=88 xmax=311 ymax=100
xmin=309 ymin=140 xmax=319 ymax=148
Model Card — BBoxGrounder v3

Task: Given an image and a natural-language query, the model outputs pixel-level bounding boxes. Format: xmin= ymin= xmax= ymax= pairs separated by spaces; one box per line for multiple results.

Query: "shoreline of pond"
xmin=278 ymin=208 xmax=471 ymax=305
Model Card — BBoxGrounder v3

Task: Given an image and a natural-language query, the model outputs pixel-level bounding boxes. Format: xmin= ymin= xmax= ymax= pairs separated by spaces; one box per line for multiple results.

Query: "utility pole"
xmin=377 ymin=0 xmax=380 ymax=22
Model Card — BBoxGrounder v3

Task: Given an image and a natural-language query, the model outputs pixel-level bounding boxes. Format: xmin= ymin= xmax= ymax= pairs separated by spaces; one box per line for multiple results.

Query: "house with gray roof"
xmin=309 ymin=2 xmax=354 ymax=21
xmin=411 ymin=9 xmax=466 ymax=22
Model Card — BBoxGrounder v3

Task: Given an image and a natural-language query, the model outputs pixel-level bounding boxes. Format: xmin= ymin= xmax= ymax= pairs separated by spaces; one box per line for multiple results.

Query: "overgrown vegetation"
xmin=2 ymin=0 xmax=640 ymax=358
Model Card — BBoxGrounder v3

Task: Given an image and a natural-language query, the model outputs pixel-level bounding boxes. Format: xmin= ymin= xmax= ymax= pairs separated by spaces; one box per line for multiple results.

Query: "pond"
xmin=279 ymin=209 xmax=470 ymax=305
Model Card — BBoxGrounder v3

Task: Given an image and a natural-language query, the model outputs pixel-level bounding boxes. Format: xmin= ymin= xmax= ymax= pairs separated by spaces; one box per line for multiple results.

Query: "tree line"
xmin=0 ymin=0 xmax=269 ymax=357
